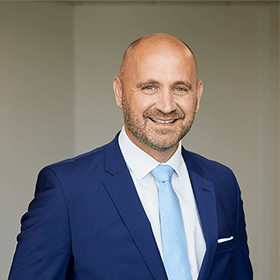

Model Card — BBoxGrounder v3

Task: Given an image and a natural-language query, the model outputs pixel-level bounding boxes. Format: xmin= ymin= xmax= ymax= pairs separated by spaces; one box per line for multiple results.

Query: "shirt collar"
xmin=118 ymin=126 xmax=182 ymax=179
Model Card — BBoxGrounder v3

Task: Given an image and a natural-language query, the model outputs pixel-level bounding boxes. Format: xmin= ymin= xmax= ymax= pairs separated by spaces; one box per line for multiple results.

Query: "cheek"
xmin=131 ymin=98 xmax=152 ymax=115
xmin=129 ymin=102 xmax=143 ymax=116
xmin=180 ymin=98 xmax=197 ymax=114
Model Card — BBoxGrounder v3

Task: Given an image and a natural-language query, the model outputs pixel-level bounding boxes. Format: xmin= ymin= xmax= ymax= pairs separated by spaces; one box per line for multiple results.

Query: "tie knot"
xmin=151 ymin=164 xmax=173 ymax=183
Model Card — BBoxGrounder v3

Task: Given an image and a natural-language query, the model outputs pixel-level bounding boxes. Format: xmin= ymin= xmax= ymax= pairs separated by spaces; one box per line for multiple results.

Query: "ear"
xmin=113 ymin=76 xmax=123 ymax=109
xmin=195 ymin=81 xmax=203 ymax=113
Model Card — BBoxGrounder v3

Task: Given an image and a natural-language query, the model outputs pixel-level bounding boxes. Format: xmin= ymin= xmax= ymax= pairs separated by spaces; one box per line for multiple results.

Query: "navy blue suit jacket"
xmin=9 ymin=133 xmax=253 ymax=279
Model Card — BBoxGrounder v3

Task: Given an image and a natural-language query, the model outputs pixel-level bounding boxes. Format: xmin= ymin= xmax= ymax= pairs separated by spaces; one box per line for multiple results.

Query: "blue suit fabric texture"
xmin=9 ymin=133 xmax=253 ymax=280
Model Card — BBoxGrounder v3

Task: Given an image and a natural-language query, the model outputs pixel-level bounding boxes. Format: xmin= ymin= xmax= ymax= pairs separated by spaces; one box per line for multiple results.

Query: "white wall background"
xmin=1 ymin=1 xmax=279 ymax=279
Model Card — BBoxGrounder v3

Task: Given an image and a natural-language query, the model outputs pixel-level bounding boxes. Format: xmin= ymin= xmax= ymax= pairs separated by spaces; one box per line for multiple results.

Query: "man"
xmin=9 ymin=34 xmax=253 ymax=279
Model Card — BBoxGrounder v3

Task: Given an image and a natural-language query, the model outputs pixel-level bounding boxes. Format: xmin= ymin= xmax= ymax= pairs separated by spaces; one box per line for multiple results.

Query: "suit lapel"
xmin=182 ymin=149 xmax=218 ymax=280
xmin=101 ymin=136 xmax=218 ymax=279
xmin=101 ymin=135 xmax=167 ymax=280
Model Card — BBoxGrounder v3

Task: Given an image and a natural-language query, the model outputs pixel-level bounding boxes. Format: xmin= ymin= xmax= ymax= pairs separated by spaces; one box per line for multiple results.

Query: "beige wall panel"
xmin=1 ymin=2 xmax=74 ymax=279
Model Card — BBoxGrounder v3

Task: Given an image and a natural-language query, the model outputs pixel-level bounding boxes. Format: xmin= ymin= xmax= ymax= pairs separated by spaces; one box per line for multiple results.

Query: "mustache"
xmin=143 ymin=108 xmax=185 ymax=120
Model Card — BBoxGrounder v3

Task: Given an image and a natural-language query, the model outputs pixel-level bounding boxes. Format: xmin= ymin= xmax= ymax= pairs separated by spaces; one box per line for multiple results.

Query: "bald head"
xmin=119 ymin=33 xmax=198 ymax=83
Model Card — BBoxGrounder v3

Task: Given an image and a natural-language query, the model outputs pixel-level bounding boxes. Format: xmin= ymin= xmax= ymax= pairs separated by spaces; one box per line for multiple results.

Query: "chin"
xmin=140 ymin=135 xmax=181 ymax=152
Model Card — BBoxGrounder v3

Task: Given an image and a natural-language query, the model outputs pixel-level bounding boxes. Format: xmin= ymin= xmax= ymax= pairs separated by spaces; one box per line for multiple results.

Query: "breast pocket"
xmin=208 ymin=239 xmax=235 ymax=280
xmin=216 ymin=238 xmax=234 ymax=252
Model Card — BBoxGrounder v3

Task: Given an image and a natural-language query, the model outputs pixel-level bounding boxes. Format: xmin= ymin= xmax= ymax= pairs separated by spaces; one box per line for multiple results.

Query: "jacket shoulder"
xmin=183 ymin=149 xmax=237 ymax=183
xmin=41 ymin=133 xmax=121 ymax=179
xmin=45 ymin=134 xmax=118 ymax=170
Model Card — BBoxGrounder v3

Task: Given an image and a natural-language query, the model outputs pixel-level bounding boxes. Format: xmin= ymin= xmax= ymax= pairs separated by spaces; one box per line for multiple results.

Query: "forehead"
xmin=127 ymin=40 xmax=196 ymax=82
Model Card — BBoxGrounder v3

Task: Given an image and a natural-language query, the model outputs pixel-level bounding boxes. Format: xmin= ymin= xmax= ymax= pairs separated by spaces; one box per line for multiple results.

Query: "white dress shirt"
xmin=118 ymin=127 xmax=206 ymax=280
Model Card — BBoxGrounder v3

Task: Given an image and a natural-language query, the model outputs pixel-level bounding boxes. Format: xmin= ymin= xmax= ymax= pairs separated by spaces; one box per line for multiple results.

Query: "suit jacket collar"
xmin=102 ymin=134 xmax=217 ymax=280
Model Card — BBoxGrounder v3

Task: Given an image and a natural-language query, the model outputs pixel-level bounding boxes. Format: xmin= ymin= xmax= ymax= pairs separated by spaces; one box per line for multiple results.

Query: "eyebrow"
xmin=136 ymin=79 xmax=160 ymax=89
xmin=137 ymin=79 xmax=193 ymax=90
xmin=173 ymin=81 xmax=193 ymax=90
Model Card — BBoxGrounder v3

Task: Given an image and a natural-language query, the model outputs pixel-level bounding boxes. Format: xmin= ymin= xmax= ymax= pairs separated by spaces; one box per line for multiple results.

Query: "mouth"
xmin=149 ymin=118 xmax=177 ymax=124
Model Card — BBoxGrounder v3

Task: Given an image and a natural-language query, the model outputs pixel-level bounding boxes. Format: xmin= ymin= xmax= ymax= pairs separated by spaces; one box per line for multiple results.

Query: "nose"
xmin=155 ymin=88 xmax=176 ymax=113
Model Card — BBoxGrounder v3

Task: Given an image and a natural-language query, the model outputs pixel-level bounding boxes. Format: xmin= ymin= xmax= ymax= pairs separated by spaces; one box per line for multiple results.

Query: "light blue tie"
xmin=151 ymin=165 xmax=192 ymax=280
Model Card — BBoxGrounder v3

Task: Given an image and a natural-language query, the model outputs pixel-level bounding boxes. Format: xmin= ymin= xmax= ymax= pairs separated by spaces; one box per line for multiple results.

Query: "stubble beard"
xmin=122 ymin=97 xmax=196 ymax=152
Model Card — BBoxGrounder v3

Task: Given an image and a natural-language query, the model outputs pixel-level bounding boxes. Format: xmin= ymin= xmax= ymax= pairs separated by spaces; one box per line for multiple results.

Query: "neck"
xmin=146 ymin=147 xmax=178 ymax=163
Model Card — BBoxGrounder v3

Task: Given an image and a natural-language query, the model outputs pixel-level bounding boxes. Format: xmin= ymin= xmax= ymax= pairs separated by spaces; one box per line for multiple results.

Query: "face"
xmin=114 ymin=37 xmax=203 ymax=155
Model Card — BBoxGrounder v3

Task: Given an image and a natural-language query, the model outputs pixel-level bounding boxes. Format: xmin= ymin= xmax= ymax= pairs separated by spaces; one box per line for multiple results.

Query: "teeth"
xmin=152 ymin=118 xmax=175 ymax=124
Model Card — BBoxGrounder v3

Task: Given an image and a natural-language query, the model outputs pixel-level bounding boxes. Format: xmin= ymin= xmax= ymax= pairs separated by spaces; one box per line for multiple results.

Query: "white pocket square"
xmin=218 ymin=236 xmax=233 ymax=243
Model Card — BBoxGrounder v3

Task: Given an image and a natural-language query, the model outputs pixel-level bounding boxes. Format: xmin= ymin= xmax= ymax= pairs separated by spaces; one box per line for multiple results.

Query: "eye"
xmin=145 ymin=85 xmax=155 ymax=90
xmin=175 ymin=87 xmax=186 ymax=92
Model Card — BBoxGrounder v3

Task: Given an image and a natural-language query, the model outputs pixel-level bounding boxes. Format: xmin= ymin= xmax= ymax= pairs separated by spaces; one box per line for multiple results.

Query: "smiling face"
xmin=113 ymin=34 xmax=203 ymax=161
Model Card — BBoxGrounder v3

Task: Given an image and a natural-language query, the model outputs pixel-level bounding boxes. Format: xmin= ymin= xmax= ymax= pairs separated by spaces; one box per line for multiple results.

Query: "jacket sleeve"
xmin=232 ymin=176 xmax=253 ymax=280
xmin=8 ymin=167 xmax=72 ymax=279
